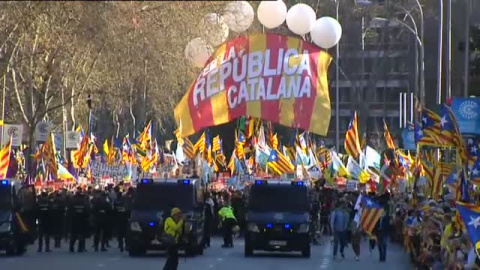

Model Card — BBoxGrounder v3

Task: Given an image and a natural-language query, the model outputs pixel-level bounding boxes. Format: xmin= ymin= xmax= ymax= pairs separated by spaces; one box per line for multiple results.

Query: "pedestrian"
xmin=163 ymin=207 xmax=185 ymax=270
xmin=350 ymin=209 xmax=362 ymax=261
xmin=50 ymin=191 xmax=66 ymax=249
xmin=330 ymin=200 xmax=349 ymax=260
xmin=204 ymin=193 xmax=214 ymax=248
xmin=69 ymin=187 xmax=89 ymax=253
xmin=93 ymin=192 xmax=111 ymax=252
xmin=218 ymin=201 xmax=236 ymax=248
xmin=36 ymin=191 xmax=52 ymax=252
xmin=375 ymin=207 xmax=390 ymax=262
xmin=113 ymin=187 xmax=129 ymax=252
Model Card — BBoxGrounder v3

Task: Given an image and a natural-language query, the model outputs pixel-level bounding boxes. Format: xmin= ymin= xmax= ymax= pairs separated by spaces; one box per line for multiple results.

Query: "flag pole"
xmin=0 ymin=75 xmax=5 ymax=148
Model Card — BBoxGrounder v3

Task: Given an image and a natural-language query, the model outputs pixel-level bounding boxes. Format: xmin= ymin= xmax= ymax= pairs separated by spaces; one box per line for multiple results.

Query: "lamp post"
xmin=464 ymin=0 xmax=471 ymax=97
xmin=334 ymin=0 xmax=340 ymax=151
xmin=334 ymin=0 xmax=371 ymax=150
xmin=437 ymin=0 xmax=444 ymax=104
xmin=372 ymin=17 xmax=423 ymax=124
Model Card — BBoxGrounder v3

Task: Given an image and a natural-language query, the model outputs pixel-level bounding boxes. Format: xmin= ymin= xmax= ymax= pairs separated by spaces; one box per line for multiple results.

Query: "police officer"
xmin=50 ymin=191 xmax=66 ymax=248
xmin=93 ymin=192 xmax=111 ymax=252
xmin=36 ymin=191 xmax=52 ymax=252
xmin=204 ymin=193 xmax=214 ymax=248
xmin=69 ymin=187 xmax=89 ymax=253
xmin=113 ymin=187 xmax=129 ymax=252
xmin=218 ymin=201 xmax=236 ymax=248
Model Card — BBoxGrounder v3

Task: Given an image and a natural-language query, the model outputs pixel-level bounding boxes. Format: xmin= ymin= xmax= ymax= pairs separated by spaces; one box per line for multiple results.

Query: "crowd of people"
xmin=307 ymin=183 xmax=480 ymax=269
xmin=32 ymin=184 xmax=134 ymax=253
xmin=27 ymin=181 xmax=480 ymax=270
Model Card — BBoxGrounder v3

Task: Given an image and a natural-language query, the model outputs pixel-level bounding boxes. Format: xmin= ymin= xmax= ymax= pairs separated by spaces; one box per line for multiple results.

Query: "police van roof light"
xmin=149 ymin=222 xmax=155 ymax=226
xmin=0 ymin=180 xmax=8 ymax=185
xmin=255 ymin=180 xmax=265 ymax=185
xmin=141 ymin=179 xmax=152 ymax=184
xmin=182 ymin=179 xmax=190 ymax=185
xmin=284 ymin=224 xmax=291 ymax=229
xmin=266 ymin=223 xmax=273 ymax=228
xmin=294 ymin=181 xmax=304 ymax=186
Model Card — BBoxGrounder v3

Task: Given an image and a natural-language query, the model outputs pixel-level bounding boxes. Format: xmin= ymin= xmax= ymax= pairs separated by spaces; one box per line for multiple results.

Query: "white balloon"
xmin=184 ymin=37 xmax=214 ymax=68
xmin=199 ymin=13 xmax=229 ymax=46
xmin=257 ymin=0 xmax=287 ymax=29
xmin=286 ymin=3 xmax=316 ymax=36
xmin=310 ymin=16 xmax=343 ymax=49
xmin=223 ymin=1 xmax=254 ymax=33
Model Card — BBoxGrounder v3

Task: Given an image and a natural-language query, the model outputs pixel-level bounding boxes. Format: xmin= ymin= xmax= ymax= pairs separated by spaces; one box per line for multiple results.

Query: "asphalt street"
xmin=1 ymin=237 xmax=412 ymax=270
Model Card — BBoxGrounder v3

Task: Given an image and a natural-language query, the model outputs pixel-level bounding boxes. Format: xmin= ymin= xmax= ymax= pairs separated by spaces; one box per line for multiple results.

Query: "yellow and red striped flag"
xmin=42 ymin=134 xmax=58 ymax=179
xmin=213 ymin=135 xmax=222 ymax=152
xmin=183 ymin=138 xmax=195 ymax=159
xmin=207 ymin=144 xmax=213 ymax=165
xmin=431 ymin=167 xmax=443 ymax=200
xmin=383 ymin=119 xmax=396 ymax=149
xmin=236 ymin=141 xmax=244 ymax=160
xmin=344 ymin=112 xmax=361 ymax=158
xmin=174 ymin=120 xmax=184 ymax=146
xmin=0 ymin=137 xmax=12 ymax=178
xmin=360 ymin=196 xmax=385 ymax=235
xmin=137 ymin=120 xmax=152 ymax=150
xmin=267 ymin=149 xmax=294 ymax=175
xmin=271 ymin=133 xmax=279 ymax=150
xmin=228 ymin=152 xmax=236 ymax=175
xmin=194 ymin=132 xmax=206 ymax=154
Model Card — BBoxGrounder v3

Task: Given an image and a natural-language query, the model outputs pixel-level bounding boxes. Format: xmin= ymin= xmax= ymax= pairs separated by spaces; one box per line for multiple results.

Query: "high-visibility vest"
xmin=218 ymin=206 xmax=236 ymax=221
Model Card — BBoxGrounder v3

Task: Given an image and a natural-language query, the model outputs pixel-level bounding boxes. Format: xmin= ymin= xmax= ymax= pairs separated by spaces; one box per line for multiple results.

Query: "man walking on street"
xmin=330 ymin=200 xmax=349 ymax=260
xmin=375 ymin=206 xmax=390 ymax=262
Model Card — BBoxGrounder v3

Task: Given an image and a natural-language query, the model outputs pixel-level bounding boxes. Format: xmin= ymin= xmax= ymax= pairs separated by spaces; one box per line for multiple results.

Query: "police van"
xmin=0 ymin=179 xmax=36 ymax=255
xmin=127 ymin=178 xmax=205 ymax=256
xmin=244 ymin=179 xmax=311 ymax=258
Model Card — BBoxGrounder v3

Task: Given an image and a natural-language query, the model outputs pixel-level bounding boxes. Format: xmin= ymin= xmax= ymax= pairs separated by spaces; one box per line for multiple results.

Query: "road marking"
xmin=319 ymin=242 xmax=331 ymax=269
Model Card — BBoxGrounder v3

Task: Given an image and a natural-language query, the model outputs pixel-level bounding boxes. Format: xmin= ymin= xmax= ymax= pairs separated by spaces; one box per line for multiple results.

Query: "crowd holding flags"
xmin=5 ymin=97 xmax=478 ymax=252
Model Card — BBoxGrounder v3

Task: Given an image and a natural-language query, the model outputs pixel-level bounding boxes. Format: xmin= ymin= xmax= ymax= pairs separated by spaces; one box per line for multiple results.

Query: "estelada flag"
xmin=360 ymin=196 xmax=384 ymax=235
xmin=175 ymin=33 xmax=332 ymax=137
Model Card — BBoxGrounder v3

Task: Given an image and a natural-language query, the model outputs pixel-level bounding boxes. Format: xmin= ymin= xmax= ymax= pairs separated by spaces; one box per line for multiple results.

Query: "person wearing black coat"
xmin=36 ymin=192 xmax=52 ymax=252
xmin=50 ymin=191 xmax=66 ymax=248
xmin=92 ymin=192 xmax=112 ymax=252
xmin=69 ymin=188 xmax=90 ymax=252
xmin=203 ymin=193 xmax=214 ymax=248
xmin=113 ymin=188 xmax=129 ymax=252
xmin=374 ymin=207 xmax=390 ymax=262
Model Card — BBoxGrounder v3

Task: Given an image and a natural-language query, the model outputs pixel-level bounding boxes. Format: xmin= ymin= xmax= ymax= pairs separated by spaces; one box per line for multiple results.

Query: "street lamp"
xmin=372 ymin=17 xmax=425 ymax=112
xmin=333 ymin=0 xmax=371 ymax=151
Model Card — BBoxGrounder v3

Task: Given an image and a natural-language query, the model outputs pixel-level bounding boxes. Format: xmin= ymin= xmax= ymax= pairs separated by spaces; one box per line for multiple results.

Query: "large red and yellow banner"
xmin=175 ymin=33 xmax=332 ymax=137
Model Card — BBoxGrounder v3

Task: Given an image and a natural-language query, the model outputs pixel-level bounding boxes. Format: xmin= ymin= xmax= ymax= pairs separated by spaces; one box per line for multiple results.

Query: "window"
xmin=363 ymin=87 xmax=384 ymax=103
xmin=390 ymin=58 xmax=407 ymax=74
xmin=340 ymin=88 xmax=351 ymax=103
xmin=385 ymin=88 xmax=403 ymax=103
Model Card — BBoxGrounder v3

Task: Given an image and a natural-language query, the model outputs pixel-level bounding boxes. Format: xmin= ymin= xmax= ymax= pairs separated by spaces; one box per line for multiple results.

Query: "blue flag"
xmin=456 ymin=202 xmax=480 ymax=250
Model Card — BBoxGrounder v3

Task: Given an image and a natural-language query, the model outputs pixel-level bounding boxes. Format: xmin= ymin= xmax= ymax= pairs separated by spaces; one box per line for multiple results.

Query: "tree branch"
xmin=11 ymin=68 xmax=29 ymax=125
